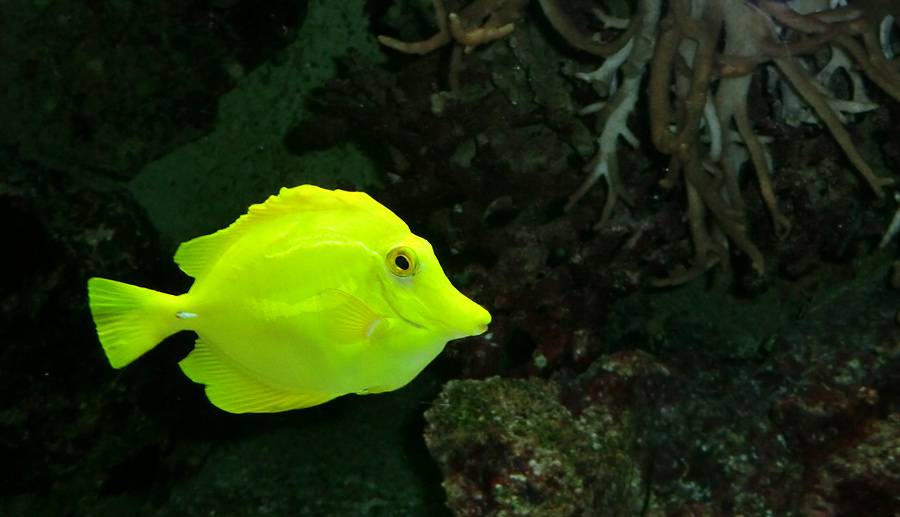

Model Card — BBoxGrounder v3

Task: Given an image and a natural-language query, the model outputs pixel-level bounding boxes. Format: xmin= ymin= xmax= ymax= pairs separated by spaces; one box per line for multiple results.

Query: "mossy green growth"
xmin=424 ymin=376 xmax=641 ymax=516
xmin=130 ymin=0 xmax=387 ymax=247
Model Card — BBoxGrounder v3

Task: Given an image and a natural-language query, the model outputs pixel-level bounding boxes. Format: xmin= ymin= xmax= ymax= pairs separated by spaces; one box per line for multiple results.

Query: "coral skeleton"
xmin=380 ymin=0 xmax=900 ymax=284
xmin=377 ymin=0 xmax=527 ymax=92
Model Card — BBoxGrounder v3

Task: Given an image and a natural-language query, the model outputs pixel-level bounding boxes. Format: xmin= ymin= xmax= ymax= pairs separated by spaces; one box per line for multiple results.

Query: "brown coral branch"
xmin=377 ymin=0 xmax=525 ymax=56
xmin=449 ymin=0 xmax=524 ymax=53
xmin=648 ymin=14 xmax=684 ymax=153
xmin=756 ymin=0 xmax=855 ymax=34
xmin=537 ymin=0 xmax=643 ymax=58
xmin=651 ymin=2 xmax=722 ymax=155
xmin=458 ymin=0 xmax=521 ymax=25
xmin=377 ymin=0 xmax=451 ymax=55
xmin=716 ymin=3 xmax=791 ymax=237
xmin=682 ymin=148 xmax=765 ymax=275
xmin=650 ymin=0 xmax=774 ymax=282
xmin=670 ymin=0 xmax=707 ymax=41
xmin=835 ymin=32 xmax=900 ymax=101
xmin=377 ymin=0 xmax=527 ymax=93
xmin=564 ymin=0 xmax=661 ymax=215
xmin=773 ymin=56 xmax=892 ymax=196
xmin=449 ymin=13 xmax=514 ymax=53
xmin=733 ymin=99 xmax=790 ymax=236
xmin=652 ymin=179 xmax=727 ymax=287
xmin=379 ymin=0 xmax=900 ymax=285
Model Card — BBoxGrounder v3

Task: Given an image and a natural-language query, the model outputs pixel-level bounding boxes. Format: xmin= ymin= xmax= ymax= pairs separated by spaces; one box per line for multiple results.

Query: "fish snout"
xmin=470 ymin=308 xmax=491 ymax=336
xmin=437 ymin=291 xmax=491 ymax=339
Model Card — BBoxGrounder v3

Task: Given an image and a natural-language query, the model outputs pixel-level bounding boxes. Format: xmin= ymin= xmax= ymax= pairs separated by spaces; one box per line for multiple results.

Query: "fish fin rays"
xmin=316 ymin=289 xmax=384 ymax=344
xmin=179 ymin=337 xmax=336 ymax=413
xmin=173 ymin=230 xmax=236 ymax=279
xmin=174 ymin=185 xmax=408 ymax=279
xmin=172 ymin=197 xmax=295 ymax=279
xmin=264 ymin=185 xmax=407 ymax=228
xmin=87 ymin=277 xmax=182 ymax=368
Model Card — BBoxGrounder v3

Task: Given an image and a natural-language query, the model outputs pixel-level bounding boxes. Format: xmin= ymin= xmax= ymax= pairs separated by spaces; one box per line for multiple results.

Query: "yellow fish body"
xmin=87 ymin=185 xmax=491 ymax=413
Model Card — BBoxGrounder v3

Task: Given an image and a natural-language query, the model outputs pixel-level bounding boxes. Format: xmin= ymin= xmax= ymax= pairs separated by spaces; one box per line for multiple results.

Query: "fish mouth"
xmin=403 ymin=314 xmax=487 ymax=339
xmin=401 ymin=315 xmax=474 ymax=339
xmin=425 ymin=313 xmax=490 ymax=339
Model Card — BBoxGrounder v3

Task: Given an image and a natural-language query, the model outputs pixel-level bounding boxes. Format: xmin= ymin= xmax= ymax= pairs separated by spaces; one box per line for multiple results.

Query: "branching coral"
xmin=548 ymin=0 xmax=660 ymax=224
xmin=377 ymin=0 xmax=527 ymax=92
xmin=378 ymin=0 xmax=900 ymax=285
xmin=562 ymin=0 xmax=899 ymax=284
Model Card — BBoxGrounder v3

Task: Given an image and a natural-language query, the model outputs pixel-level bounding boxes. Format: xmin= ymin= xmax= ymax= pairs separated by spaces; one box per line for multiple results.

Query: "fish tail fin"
xmin=87 ymin=277 xmax=183 ymax=369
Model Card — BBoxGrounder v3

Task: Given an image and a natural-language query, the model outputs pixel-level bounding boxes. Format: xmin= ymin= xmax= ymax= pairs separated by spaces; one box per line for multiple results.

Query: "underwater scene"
xmin=3 ymin=0 xmax=900 ymax=515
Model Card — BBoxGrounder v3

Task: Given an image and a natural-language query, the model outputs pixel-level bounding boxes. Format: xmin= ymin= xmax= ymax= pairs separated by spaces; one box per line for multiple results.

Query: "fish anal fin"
xmin=316 ymin=288 xmax=384 ymax=345
xmin=178 ymin=337 xmax=336 ymax=413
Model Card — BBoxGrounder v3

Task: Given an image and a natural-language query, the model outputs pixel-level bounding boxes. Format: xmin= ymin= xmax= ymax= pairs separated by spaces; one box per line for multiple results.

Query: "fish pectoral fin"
xmin=315 ymin=288 xmax=385 ymax=345
xmin=179 ymin=337 xmax=336 ymax=413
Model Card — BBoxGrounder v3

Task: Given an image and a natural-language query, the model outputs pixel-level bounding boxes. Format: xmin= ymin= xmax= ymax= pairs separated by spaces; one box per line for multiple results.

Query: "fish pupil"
xmin=395 ymin=255 xmax=410 ymax=270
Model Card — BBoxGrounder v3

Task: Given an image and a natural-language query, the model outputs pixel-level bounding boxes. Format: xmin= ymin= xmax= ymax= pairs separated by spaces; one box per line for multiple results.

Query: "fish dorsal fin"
xmin=174 ymin=185 xmax=406 ymax=279
xmin=179 ymin=336 xmax=336 ymax=413
xmin=316 ymin=289 xmax=384 ymax=345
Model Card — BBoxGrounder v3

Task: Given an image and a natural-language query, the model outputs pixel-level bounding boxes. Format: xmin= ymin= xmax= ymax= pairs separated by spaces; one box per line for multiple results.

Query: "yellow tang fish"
xmin=87 ymin=185 xmax=491 ymax=413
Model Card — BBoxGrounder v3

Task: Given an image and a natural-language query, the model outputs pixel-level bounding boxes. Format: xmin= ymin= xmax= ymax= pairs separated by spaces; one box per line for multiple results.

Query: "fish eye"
xmin=386 ymin=246 xmax=418 ymax=277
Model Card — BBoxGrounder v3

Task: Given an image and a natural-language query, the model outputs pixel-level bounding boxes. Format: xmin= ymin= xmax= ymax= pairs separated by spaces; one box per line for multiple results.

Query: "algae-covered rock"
xmin=424 ymin=376 xmax=641 ymax=516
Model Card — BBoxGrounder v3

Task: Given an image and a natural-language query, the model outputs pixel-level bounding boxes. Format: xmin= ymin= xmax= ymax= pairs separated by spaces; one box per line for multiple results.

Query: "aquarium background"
xmin=3 ymin=0 xmax=900 ymax=515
